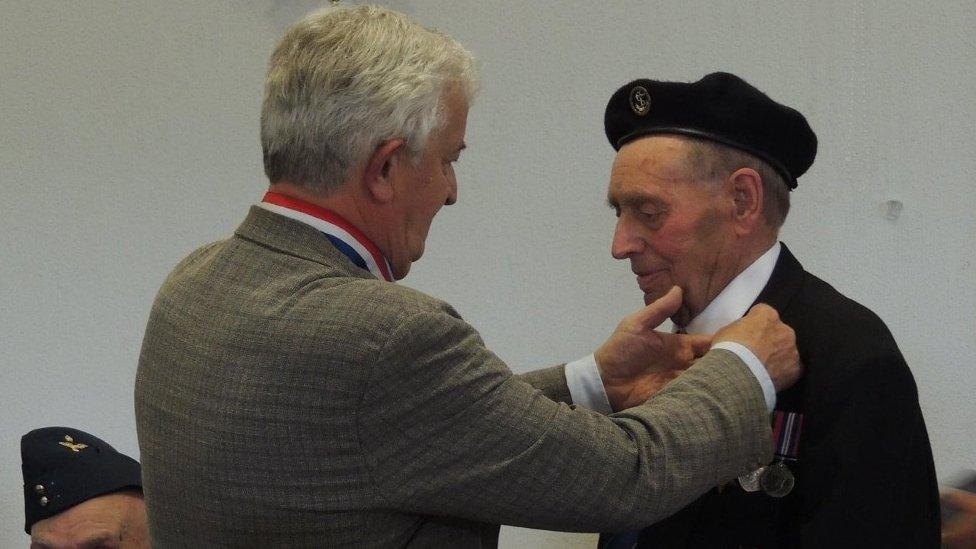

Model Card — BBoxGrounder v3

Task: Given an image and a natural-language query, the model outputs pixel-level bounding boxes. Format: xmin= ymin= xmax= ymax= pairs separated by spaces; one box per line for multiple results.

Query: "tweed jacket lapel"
xmin=233 ymin=205 xmax=379 ymax=282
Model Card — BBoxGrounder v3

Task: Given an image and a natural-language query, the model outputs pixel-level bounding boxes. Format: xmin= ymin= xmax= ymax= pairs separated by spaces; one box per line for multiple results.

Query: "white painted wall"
xmin=1 ymin=1 xmax=973 ymax=547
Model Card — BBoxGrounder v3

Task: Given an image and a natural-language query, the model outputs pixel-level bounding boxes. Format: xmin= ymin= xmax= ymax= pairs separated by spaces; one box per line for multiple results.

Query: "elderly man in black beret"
xmin=22 ymin=427 xmax=148 ymax=549
xmin=599 ymin=73 xmax=940 ymax=548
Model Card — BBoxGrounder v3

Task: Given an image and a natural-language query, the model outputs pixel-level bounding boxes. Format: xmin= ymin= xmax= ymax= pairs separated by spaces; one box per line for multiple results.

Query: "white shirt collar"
xmin=682 ymin=242 xmax=781 ymax=335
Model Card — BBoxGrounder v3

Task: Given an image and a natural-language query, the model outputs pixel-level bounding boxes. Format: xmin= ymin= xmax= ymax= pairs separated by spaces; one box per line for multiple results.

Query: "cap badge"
xmin=58 ymin=435 xmax=88 ymax=453
xmin=629 ymin=85 xmax=651 ymax=116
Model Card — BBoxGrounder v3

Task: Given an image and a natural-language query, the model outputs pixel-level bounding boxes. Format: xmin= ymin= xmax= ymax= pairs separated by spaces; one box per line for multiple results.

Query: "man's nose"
xmin=611 ymin=218 xmax=642 ymax=259
xmin=445 ymin=176 xmax=458 ymax=206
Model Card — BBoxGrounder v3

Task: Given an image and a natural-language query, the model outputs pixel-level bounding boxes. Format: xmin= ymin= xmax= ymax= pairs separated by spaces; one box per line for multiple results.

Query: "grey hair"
xmin=685 ymin=138 xmax=791 ymax=228
xmin=260 ymin=5 xmax=479 ymax=193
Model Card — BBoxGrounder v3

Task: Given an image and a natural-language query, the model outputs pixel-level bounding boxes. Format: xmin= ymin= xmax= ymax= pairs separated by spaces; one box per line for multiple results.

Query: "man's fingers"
xmin=659 ymin=332 xmax=711 ymax=368
xmin=635 ymin=286 xmax=682 ymax=328
xmin=667 ymin=333 xmax=712 ymax=361
xmin=746 ymin=302 xmax=779 ymax=319
xmin=683 ymin=333 xmax=712 ymax=358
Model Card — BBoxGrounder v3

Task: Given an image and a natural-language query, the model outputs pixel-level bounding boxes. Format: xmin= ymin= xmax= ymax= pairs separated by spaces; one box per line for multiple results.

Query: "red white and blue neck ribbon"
xmin=771 ymin=410 xmax=803 ymax=461
xmin=260 ymin=191 xmax=393 ymax=282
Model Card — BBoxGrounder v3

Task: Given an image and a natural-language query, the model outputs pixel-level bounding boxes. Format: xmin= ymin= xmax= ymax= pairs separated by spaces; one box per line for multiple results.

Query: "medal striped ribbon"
xmin=260 ymin=191 xmax=393 ymax=282
xmin=771 ymin=410 xmax=803 ymax=461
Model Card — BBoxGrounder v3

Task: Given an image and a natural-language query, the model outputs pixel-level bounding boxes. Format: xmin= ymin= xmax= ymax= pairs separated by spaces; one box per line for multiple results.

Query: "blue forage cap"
xmin=21 ymin=427 xmax=141 ymax=534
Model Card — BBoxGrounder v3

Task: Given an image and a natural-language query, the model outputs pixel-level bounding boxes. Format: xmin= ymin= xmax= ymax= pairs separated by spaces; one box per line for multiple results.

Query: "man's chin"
xmin=389 ymin=247 xmax=426 ymax=280
xmin=391 ymin=260 xmax=411 ymax=280
xmin=643 ymin=290 xmax=667 ymax=306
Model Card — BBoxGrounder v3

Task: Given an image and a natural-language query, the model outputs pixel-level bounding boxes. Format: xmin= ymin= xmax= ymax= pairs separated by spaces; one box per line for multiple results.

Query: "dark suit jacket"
xmin=621 ymin=244 xmax=940 ymax=548
xmin=135 ymin=207 xmax=775 ymax=548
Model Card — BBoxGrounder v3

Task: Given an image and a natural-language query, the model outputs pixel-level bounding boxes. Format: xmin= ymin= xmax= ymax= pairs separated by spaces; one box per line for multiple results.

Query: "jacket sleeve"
xmin=517 ymin=365 xmax=572 ymax=404
xmin=357 ymin=307 xmax=773 ymax=532
xmin=798 ymin=350 xmax=940 ymax=548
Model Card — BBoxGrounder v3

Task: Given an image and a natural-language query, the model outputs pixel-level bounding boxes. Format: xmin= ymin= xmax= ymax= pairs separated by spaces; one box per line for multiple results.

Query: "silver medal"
xmin=737 ymin=466 xmax=765 ymax=492
xmin=760 ymin=461 xmax=795 ymax=498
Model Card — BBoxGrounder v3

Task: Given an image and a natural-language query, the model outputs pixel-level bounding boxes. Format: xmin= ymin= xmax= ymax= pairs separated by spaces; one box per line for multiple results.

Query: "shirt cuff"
xmin=711 ymin=341 xmax=776 ymax=411
xmin=564 ymin=354 xmax=613 ymax=415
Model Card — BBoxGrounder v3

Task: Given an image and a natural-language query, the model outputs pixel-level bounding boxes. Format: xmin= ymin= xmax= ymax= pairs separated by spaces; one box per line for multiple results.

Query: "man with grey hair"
xmin=600 ymin=73 xmax=939 ymax=547
xmin=135 ymin=7 xmax=800 ymax=547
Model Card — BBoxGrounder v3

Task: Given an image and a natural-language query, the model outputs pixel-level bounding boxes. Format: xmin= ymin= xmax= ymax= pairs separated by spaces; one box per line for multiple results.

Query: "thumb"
xmin=635 ymin=286 xmax=682 ymax=329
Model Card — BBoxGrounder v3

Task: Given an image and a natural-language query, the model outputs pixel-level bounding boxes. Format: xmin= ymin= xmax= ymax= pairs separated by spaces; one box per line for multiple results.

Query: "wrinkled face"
xmin=608 ymin=135 xmax=736 ymax=326
xmin=387 ymin=88 xmax=469 ymax=279
xmin=30 ymin=491 xmax=149 ymax=549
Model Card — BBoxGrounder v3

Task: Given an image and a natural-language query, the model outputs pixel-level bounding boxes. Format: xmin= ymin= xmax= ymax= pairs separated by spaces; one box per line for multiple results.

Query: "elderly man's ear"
xmin=728 ymin=167 xmax=765 ymax=236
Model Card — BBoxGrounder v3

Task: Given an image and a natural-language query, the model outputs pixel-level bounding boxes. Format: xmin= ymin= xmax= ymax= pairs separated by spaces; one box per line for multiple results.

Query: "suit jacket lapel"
xmin=752 ymin=243 xmax=805 ymax=314
xmin=752 ymin=243 xmax=807 ymax=410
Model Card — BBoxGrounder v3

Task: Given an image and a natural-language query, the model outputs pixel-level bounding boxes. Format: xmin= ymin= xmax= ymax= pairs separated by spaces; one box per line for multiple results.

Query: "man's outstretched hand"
xmin=594 ymin=287 xmax=711 ymax=411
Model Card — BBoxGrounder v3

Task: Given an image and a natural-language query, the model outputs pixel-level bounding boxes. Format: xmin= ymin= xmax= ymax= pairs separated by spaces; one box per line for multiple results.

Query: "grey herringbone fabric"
xmin=134 ymin=206 xmax=772 ymax=548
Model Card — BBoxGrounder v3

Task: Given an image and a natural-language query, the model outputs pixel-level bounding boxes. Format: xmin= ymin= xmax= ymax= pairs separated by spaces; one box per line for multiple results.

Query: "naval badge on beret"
xmin=629 ymin=85 xmax=651 ymax=116
xmin=604 ymin=72 xmax=817 ymax=189
xmin=21 ymin=427 xmax=142 ymax=534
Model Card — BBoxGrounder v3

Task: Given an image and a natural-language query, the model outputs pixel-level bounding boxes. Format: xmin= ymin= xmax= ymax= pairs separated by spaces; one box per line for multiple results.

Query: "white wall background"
xmin=1 ymin=1 xmax=973 ymax=546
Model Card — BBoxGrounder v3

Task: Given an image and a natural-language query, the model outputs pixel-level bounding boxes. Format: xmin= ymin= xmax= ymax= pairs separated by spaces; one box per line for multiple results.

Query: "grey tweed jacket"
xmin=135 ymin=206 xmax=772 ymax=548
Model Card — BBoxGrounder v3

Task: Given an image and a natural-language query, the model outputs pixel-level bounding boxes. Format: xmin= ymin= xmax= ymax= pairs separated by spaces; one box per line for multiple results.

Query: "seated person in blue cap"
xmin=22 ymin=427 xmax=148 ymax=549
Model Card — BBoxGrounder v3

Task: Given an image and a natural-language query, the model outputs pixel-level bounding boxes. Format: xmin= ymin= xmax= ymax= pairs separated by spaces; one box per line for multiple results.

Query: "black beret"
xmin=21 ymin=427 xmax=142 ymax=534
xmin=604 ymin=72 xmax=817 ymax=189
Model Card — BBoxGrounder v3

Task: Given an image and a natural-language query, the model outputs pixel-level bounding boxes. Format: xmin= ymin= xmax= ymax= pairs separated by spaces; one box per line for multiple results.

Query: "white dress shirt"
xmin=566 ymin=243 xmax=782 ymax=414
